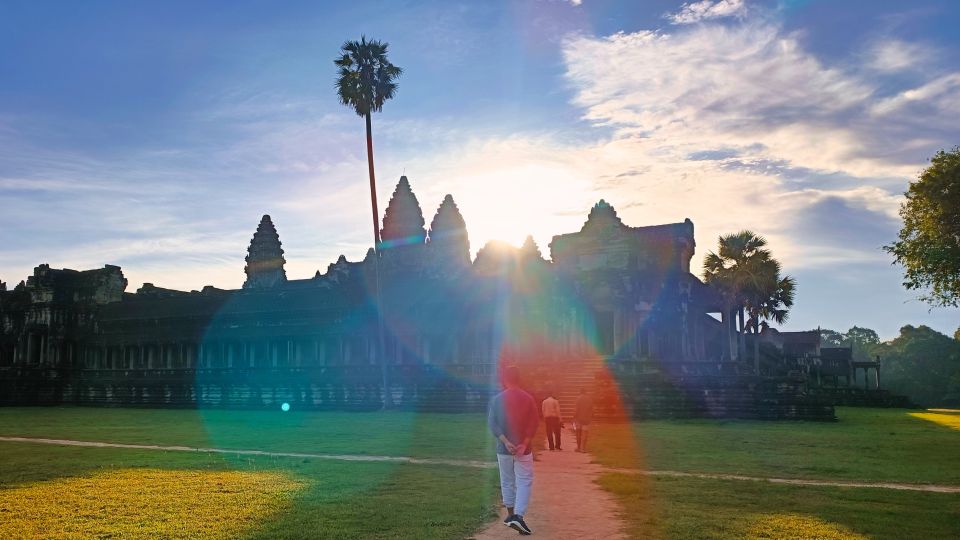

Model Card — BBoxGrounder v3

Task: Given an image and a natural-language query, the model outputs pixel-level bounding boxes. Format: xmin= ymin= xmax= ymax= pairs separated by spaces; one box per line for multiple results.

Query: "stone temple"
xmin=0 ymin=177 xmax=836 ymax=419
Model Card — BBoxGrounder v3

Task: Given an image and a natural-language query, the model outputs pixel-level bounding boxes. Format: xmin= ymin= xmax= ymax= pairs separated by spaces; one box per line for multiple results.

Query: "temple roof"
xmin=243 ymin=214 xmax=287 ymax=289
xmin=427 ymin=194 xmax=470 ymax=267
xmin=380 ymin=176 xmax=426 ymax=247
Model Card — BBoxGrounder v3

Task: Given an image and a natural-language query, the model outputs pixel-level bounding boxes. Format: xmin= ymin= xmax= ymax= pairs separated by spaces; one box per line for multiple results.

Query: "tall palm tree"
xmin=335 ymin=36 xmax=402 ymax=247
xmin=703 ymin=231 xmax=793 ymax=371
xmin=744 ymin=264 xmax=796 ymax=373
xmin=335 ymin=36 xmax=401 ymax=407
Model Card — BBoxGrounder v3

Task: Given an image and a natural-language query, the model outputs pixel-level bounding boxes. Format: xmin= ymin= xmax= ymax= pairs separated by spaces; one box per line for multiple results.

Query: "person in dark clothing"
xmin=488 ymin=365 xmax=539 ymax=535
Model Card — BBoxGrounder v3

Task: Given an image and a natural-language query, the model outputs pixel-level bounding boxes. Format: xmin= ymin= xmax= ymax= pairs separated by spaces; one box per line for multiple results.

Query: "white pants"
xmin=497 ymin=452 xmax=533 ymax=516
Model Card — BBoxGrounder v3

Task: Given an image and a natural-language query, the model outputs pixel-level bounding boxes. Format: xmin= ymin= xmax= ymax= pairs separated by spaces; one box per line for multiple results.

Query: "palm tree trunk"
xmin=726 ymin=308 xmax=737 ymax=362
xmin=365 ymin=113 xmax=380 ymax=246
xmin=753 ymin=326 xmax=760 ymax=375
xmin=365 ymin=112 xmax=391 ymax=409
xmin=738 ymin=307 xmax=746 ymax=365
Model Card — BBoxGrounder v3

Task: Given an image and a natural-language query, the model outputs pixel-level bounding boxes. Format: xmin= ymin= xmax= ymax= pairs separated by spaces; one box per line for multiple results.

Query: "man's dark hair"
xmin=501 ymin=365 xmax=522 ymax=388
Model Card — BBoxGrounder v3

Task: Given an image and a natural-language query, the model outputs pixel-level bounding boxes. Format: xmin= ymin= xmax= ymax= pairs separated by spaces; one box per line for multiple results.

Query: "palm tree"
xmin=703 ymin=231 xmax=793 ymax=371
xmin=335 ymin=36 xmax=402 ymax=247
xmin=335 ymin=36 xmax=402 ymax=407
xmin=744 ymin=267 xmax=797 ymax=372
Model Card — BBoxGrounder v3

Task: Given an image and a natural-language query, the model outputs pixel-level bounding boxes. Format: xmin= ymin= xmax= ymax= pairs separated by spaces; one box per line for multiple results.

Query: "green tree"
xmin=819 ymin=329 xmax=846 ymax=347
xmin=335 ymin=36 xmax=403 ymax=247
xmin=885 ymin=147 xmax=960 ymax=307
xmin=335 ymin=36 xmax=402 ymax=407
xmin=872 ymin=325 xmax=960 ymax=406
xmin=704 ymin=231 xmax=795 ymax=371
xmin=845 ymin=326 xmax=880 ymax=361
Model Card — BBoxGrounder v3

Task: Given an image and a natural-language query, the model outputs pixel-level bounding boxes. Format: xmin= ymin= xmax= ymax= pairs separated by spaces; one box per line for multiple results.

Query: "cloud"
xmin=866 ymin=39 xmax=931 ymax=73
xmin=666 ymin=0 xmax=746 ymax=25
xmin=552 ymin=6 xmax=958 ymax=276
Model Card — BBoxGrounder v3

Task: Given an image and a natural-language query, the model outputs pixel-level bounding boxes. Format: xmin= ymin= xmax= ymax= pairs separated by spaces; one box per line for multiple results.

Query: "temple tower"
xmin=427 ymin=194 xmax=470 ymax=269
xmin=380 ymin=176 xmax=426 ymax=248
xmin=243 ymin=215 xmax=287 ymax=289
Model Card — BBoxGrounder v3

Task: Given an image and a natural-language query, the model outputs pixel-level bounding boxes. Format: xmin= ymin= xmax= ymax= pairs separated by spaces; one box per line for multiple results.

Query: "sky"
xmin=1 ymin=0 xmax=958 ymax=339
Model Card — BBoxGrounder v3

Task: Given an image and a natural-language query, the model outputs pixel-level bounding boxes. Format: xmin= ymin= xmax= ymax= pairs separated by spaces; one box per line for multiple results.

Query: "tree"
xmin=872 ymin=325 xmax=960 ymax=406
xmin=819 ymin=329 xmax=846 ymax=347
xmin=703 ymin=231 xmax=794 ymax=371
xmin=335 ymin=36 xmax=402 ymax=407
xmin=335 ymin=36 xmax=403 ymax=247
xmin=885 ymin=147 xmax=960 ymax=307
xmin=845 ymin=326 xmax=880 ymax=361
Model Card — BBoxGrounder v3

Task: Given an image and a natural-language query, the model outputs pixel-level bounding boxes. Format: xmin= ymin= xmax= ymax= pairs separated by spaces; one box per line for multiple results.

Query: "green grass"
xmin=588 ymin=407 xmax=960 ymax=484
xmin=587 ymin=407 xmax=960 ymax=539
xmin=0 ymin=407 xmax=499 ymax=539
xmin=0 ymin=406 xmax=493 ymax=460
xmin=3 ymin=406 xmax=960 ymax=538
xmin=0 ymin=441 xmax=497 ymax=539
xmin=599 ymin=473 xmax=960 ymax=540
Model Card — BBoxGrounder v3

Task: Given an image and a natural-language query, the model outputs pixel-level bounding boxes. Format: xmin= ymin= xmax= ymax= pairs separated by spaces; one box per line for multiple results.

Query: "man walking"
xmin=488 ymin=365 xmax=539 ymax=535
xmin=541 ymin=392 xmax=562 ymax=451
xmin=575 ymin=388 xmax=593 ymax=453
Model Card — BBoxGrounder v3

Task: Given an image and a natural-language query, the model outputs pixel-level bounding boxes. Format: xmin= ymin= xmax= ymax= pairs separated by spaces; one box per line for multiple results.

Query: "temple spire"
xmin=428 ymin=194 xmax=470 ymax=267
xmin=380 ymin=176 xmax=426 ymax=247
xmin=243 ymin=214 xmax=287 ymax=289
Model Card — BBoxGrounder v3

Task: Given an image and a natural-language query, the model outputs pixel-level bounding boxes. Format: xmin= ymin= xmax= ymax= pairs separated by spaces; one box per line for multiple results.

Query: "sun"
xmin=449 ymin=162 xmax=594 ymax=255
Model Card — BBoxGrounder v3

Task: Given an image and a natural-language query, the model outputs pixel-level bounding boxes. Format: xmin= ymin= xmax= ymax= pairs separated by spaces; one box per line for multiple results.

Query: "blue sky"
xmin=1 ymin=0 xmax=958 ymax=339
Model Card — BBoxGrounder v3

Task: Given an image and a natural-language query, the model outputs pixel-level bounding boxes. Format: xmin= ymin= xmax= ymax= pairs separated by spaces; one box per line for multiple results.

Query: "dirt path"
xmin=471 ymin=433 xmax=628 ymax=540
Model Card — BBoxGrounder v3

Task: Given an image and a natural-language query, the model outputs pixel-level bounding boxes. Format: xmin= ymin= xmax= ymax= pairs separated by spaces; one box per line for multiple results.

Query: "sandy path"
xmin=470 ymin=435 xmax=628 ymax=540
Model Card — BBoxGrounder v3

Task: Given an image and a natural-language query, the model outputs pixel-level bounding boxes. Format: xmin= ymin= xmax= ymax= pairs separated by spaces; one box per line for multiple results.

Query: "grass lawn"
xmin=599 ymin=473 xmax=960 ymax=539
xmin=0 ymin=407 xmax=498 ymax=539
xmin=3 ymin=406 xmax=960 ymax=538
xmin=587 ymin=407 xmax=960 ymax=539
xmin=588 ymin=407 xmax=960 ymax=484
xmin=0 ymin=441 xmax=497 ymax=539
xmin=0 ymin=406 xmax=493 ymax=460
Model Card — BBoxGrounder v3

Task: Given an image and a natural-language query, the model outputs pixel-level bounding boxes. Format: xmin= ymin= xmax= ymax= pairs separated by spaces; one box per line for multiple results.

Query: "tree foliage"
xmin=335 ymin=36 xmax=402 ymax=117
xmin=872 ymin=325 xmax=960 ymax=406
xmin=885 ymin=147 xmax=960 ymax=307
xmin=703 ymin=231 xmax=796 ymax=333
xmin=818 ymin=326 xmax=880 ymax=361
xmin=704 ymin=231 xmax=795 ymax=369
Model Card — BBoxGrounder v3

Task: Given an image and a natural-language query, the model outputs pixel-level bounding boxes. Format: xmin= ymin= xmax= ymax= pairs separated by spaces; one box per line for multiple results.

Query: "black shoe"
xmin=508 ymin=515 xmax=532 ymax=535
xmin=503 ymin=514 xmax=513 ymax=527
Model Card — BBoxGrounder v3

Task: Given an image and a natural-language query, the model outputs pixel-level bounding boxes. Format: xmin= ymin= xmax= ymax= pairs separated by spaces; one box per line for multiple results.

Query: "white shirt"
xmin=541 ymin=397 xmax=561 ymax=418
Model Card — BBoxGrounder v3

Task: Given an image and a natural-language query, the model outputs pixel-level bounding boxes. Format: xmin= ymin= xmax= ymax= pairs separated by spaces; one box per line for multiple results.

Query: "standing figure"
xmin=541 ymin=392 xmax=562 ymax=451
xmin=575 ymin=388 xmax=594 ymax=453
xmin=488 ymin=365 xmax=539 ymax=536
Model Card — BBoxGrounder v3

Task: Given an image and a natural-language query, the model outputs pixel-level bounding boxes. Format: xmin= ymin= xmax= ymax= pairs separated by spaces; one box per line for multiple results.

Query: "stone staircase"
xmin=557 ymin=357 xmax=606 ymax=421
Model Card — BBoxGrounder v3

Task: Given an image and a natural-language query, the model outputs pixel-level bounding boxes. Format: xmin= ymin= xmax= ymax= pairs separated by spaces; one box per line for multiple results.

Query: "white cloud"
xmin=871 ymin=73 xmax=960 ymax=117
xmin=866 ymin=39 xmax=930 ymax=73
xmin=666 ymin=0 xmax=746 ymax=25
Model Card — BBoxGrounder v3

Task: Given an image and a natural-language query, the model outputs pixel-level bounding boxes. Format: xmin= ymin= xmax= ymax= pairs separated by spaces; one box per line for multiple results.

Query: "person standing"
xmin=488 ymin=365 xmax=539 ymax=535
xmin=574 ymin=388 xmax=594 ymax=453
xmin=541 ymin=392 xmax=562 ymax=451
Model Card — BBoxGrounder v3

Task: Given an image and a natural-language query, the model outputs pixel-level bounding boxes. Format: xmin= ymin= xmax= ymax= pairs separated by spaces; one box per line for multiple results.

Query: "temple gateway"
xmin=0 ymin=177 xmax=839 ymax=419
